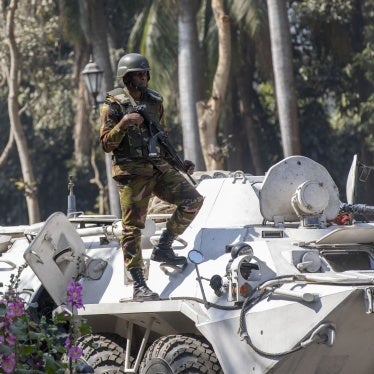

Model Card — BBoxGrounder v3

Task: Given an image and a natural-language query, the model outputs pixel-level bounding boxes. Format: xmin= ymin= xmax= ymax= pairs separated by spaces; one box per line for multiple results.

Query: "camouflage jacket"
xmin=99 ymin=87 xmax=172 ymax=178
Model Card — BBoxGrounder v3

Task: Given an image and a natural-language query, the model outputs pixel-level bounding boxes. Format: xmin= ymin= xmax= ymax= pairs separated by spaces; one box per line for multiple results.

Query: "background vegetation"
xmin=0 ymin=0 xmax=373 ymax=225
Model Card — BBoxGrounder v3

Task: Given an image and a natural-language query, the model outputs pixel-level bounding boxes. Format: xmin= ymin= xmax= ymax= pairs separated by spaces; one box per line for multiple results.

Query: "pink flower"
xmin=7 ymin=300 xmax=24 ymax=318
xmin=5 ymin=333 xmax=16 ymax=346
xmin=4 ymin=315 xmax=13 ymax=326
xmin=67 ymin=281 xmax=83 ymax=309
xmin=64 ymin=337 xmax=71 ymax=349
xmin=68 ymin=345 xmax=83 ymax=361
xmin=1 ymin=353 xmax=16 ymax=373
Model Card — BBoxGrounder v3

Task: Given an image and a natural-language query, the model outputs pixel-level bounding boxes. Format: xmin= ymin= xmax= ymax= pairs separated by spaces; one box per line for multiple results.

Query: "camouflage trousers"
xmin=116 ymin=168 xmax=203 ymax=270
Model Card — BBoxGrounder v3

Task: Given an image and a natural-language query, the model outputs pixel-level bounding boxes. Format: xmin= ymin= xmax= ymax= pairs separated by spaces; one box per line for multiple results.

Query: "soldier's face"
xmin=129 ymin=71 xmax=148 ymax=89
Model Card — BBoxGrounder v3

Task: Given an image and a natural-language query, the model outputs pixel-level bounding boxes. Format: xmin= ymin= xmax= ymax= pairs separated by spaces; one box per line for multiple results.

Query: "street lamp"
xmin=81 ymin=55 xmax=121 ymax=218
xmin=82 ymin=55 xmax=104 ymax=109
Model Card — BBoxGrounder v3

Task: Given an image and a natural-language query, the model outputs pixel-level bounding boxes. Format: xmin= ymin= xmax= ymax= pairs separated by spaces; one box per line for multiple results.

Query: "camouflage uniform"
xmin=100 ymin=87 xmax=203 ymax=270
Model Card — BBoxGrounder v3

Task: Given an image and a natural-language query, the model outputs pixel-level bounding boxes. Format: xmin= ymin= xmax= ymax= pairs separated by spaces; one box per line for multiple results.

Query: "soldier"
xmin=99 ymin=53 xmax=204 ymax=301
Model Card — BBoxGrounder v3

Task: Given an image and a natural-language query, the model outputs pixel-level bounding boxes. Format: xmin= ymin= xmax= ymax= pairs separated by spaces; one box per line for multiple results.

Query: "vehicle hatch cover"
xmin=260 ymin=156 xmax=340 ymax=222
xmin=24 ymin=212 xmax=85 ymax=306
xmin=316 ymin=226 xmax=374 ymax=245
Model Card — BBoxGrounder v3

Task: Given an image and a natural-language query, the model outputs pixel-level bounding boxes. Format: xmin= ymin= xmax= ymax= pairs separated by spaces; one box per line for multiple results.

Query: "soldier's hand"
xmin=119 ymin=112 xmax=144 ymax=130
xmin=184 ymin=160 xmax=195 ymax=175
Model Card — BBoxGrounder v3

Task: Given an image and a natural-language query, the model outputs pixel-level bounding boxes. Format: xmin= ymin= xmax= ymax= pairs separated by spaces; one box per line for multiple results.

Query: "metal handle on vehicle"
xmin=0 ymin=259 xmax=17 ymax=271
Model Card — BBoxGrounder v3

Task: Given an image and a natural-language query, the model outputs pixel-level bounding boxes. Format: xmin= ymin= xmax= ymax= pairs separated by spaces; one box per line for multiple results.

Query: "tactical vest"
xmin=107 ymin=87 xmax=163 ymax=160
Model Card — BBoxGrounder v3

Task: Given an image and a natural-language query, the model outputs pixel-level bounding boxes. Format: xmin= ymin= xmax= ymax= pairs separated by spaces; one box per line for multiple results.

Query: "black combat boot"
xmin=151 ymin=230 xmax=187 ymax=266
xmin=130 ymin=268 xmax=159 ymax=301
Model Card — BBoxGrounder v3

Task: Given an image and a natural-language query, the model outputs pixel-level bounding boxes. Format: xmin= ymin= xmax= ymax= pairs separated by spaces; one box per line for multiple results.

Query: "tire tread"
xmin=140 ymin=334 xmax=223 ymax=374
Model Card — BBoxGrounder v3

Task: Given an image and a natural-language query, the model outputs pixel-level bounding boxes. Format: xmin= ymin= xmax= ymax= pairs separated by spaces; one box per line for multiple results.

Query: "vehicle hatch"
xmin=24 ymin=212 xmax=85 ymax=306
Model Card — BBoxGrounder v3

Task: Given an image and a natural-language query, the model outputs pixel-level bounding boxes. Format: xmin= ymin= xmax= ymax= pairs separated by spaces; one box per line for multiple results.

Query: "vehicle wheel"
xmin=73 ymin=333 xmax=131 ymax=373
xmin=140 ymin=334 xmax=223 ymax=374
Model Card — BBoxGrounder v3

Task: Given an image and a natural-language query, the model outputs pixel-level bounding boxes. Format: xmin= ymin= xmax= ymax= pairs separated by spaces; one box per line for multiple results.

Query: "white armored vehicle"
xmin=1 ymin=155 xmax=374 ymax=373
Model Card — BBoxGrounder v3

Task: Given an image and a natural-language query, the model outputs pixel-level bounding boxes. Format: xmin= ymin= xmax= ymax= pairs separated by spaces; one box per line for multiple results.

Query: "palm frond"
xmin=228 ymin=0 xmax=267 ymax=37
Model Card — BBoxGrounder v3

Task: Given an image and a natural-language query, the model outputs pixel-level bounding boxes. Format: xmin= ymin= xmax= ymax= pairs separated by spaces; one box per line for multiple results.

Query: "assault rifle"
xmin=131 ymin=105 xmax=196 ymax=186
xmin=340 ymin=203 xmax=374 ymax=216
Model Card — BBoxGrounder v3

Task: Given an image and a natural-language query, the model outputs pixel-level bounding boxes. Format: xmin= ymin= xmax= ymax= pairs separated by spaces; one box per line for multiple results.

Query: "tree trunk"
xmin=4 ymin=0 xmax=40 ymax=224
xmin=178 ymin=0 xmax=205 ymax=170
xmin=267 ymin=0 xmax=300 ymax=157
xmin=82 ymin=0 xmax=121 ymax=218
xmin=59 ymin=0 xmax=92 ymax=166
xmin=197 ymin=0 xmax=231 ymax=171
xmin=0 ymin=127 xmax=14 ymax=167
xmin=236 ymin=33 xmax=264 ymax=175
xmin=226 ymin=86 xmax=252 ymax=172
xmin=73 ymin=43 xmax=92 ymax=165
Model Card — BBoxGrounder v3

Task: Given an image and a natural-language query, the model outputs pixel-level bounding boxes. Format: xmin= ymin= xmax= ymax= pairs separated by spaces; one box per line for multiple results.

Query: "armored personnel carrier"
xmin=1 ymin=155 xmax=374 ymax=373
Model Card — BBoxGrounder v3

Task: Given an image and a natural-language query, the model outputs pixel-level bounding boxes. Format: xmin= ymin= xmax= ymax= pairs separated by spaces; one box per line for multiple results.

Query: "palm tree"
xmin=227 ymin=0 xmax=271 ymax=173
xmin=123 ymin=0 xmax=276 ymax=172
xmin=178 ymin=0 xmax=204 ymax=170
xmin=128 ymin=1 xmax=205 ymax=168
xmin=266 ymin=0 xmax=300 ymax=156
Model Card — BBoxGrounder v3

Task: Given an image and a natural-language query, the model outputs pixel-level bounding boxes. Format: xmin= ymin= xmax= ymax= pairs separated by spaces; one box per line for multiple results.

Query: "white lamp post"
xmin=82 ymin=56 xmax=104 ymax=109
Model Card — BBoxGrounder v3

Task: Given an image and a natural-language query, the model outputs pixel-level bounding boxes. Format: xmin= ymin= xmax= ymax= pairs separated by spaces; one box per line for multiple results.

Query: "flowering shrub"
xmin=0 ymin=264 xmax=91 ymax=373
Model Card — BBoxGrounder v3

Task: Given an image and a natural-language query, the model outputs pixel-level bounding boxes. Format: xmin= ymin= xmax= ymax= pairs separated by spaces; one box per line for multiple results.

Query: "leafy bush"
xmin=0 ymin=265 xmax=91 ymax=373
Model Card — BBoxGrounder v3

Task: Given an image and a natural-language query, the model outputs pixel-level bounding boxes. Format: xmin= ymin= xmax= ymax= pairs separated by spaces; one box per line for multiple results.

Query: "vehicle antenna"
xmin=67 ymin=175 xmax=77 ymax=218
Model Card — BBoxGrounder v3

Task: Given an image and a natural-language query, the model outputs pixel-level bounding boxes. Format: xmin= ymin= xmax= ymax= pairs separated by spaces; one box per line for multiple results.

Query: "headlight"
xmin=228 ymin=255 xmax=259 ymax=302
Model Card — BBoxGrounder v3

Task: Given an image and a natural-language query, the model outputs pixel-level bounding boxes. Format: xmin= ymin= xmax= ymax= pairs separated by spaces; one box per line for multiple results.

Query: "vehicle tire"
xmin=73 ymin=333 xmax=130 ymax=374
xmin=140 ymin=334 xmax=223 ymax=374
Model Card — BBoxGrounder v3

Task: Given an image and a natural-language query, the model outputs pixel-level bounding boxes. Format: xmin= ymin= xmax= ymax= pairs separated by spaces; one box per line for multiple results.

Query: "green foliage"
xmin=0 ymin=265 xmax=92 ymax=373
xmin=289 ymin=0 xmax=374 ymax=198
xmin=228 ymin=0 xmax=267 ymax=36
xmin=0 ymin=1 xmax=80 ymax=224
xmin=59 ymin=0 xmax=84 ymax=45
xmin=127 ymin=1 xmax=179 ymax=109
xmin=0 ymin=0 xmax=373 ymax=224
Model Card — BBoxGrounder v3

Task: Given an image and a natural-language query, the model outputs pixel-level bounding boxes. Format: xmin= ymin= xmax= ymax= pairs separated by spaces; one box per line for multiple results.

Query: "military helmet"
xmin=116 ymin=53 xmax=150 ymax=87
